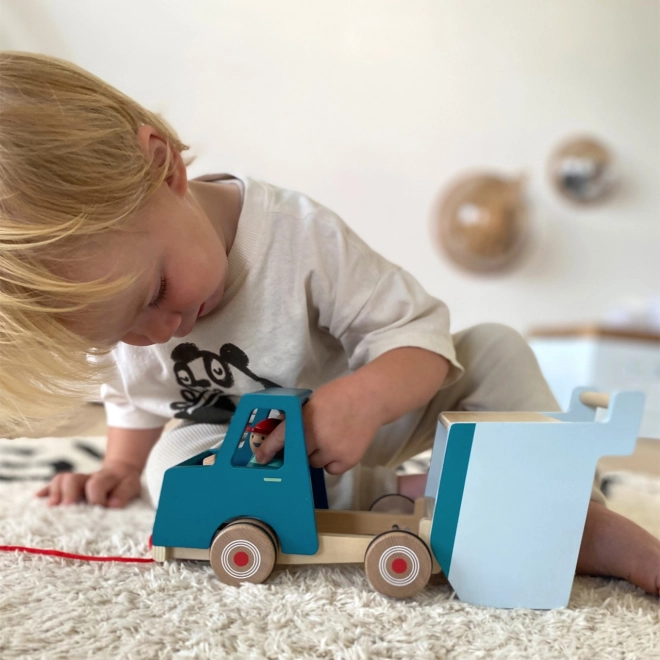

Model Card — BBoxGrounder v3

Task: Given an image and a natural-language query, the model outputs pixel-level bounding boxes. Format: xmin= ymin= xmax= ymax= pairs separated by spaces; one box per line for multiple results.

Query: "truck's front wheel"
xmin=209 ymin=520 xmax=277 ymax=586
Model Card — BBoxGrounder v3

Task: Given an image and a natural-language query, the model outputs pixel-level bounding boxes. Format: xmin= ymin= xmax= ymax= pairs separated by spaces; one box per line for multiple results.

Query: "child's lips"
xmin=197 ymin=303 xmax=205 ymax=318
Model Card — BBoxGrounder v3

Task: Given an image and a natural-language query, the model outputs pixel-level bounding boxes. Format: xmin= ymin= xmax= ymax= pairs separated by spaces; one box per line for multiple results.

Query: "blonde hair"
xmin=0 ymin=51 xmax=189 ymax=433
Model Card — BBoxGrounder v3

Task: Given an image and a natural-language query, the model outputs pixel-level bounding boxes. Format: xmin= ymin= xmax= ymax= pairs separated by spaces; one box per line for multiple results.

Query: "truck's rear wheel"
xmin=209 ymin=521 xmax=277 ymax=586
xmin=369 ymin=494 xmax=415 ymax=514
xmin=364 ymin=530 xmax=432 ymax=598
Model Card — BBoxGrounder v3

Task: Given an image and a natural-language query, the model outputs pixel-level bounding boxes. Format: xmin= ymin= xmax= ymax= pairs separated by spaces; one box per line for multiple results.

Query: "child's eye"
xmin=151 ymin=277 xmax=168 ymax=309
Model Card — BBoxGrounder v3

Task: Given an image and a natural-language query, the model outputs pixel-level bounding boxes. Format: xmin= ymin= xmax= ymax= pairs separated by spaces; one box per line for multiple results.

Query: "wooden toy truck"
xmin=152 ymin=386 xmax=644 ymax=608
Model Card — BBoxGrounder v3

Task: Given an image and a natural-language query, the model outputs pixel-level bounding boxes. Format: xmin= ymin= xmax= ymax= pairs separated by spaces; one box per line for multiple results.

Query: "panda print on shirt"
xmin=169 ymin=342 xmax=280 ymax=424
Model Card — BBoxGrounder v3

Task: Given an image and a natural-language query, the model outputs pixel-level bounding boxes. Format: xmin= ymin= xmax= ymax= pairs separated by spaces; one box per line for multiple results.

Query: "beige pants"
xmin=145 ymin=323 xmax=604 ymax=509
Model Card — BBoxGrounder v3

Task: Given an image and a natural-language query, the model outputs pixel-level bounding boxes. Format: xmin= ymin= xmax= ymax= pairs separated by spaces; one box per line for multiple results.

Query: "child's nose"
xmin=144 ymin=310 xmax=182 ymax=344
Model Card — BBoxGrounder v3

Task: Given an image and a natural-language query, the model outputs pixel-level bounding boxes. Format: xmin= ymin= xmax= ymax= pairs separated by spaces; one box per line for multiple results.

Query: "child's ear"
xmin=165 ymin=148 xmax=187 ymax=197
xmin=136 ymin=125 xmax=187 ymax=197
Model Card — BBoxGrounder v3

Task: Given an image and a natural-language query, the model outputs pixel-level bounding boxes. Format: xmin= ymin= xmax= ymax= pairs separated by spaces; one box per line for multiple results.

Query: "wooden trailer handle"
xmin=579 ymin=391 xmax=611 ymax=409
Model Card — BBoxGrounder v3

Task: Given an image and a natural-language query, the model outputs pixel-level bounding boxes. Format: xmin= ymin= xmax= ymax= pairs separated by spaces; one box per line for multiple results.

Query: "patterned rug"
xmin=0 ymin=436 xmax=658 ymax=659
xmin=0 ymin=436 xmax=106 ymax=483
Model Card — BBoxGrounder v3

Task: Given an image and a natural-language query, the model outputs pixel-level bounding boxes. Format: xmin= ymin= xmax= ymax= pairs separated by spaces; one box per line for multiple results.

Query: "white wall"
xmin=2 ymin=0 xmax=658 ymax=334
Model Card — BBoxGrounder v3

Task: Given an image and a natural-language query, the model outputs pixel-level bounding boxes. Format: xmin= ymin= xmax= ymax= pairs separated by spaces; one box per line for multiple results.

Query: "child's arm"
xmin=256 ymin=346 xmax=449 ymax=474
xmin=36 ymin=426 xmax=163 ymax=507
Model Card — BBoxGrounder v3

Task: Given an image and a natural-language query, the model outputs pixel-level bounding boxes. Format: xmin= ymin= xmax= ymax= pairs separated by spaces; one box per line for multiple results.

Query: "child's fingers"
xmin=308 ymin=449 xmax=350 ymax=475
xmin=255 ymin=422 xmax=286 ymax=464
xmin=106 ymin=476 xmax=140 ymax=508
xmin=324 ymin=460 xmax=349 ymax=476
xmin=43 ymin=473 xmax=65 ymax=505
xmin=308 ymin=449 xmax=326 ymax=470
xmin=36 ymin=483 xmax=51 ymax=497
xmin=60 ymin=473 xmax=89 ymax=505
xmin=84 ymin=472 xmax=117 ymax=506
xmin=43 ymin=472 xmax=81 ymax=505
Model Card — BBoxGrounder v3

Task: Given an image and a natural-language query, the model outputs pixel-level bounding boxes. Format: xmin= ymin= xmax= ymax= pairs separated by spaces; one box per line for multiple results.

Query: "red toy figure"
xmin=246 ymin=417 xmax=284 ymax=469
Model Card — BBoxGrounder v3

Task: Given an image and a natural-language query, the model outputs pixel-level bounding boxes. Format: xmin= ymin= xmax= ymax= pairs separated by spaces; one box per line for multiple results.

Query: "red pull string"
xmin=0 ymin=544 xmax=154 ymax=564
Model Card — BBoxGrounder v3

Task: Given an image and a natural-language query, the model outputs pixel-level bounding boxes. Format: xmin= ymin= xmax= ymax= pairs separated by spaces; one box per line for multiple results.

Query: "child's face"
xmin=123 ymin=186 xmax=229 ymax=346
xmin=72 ymin=180 xmax=229 ymax=347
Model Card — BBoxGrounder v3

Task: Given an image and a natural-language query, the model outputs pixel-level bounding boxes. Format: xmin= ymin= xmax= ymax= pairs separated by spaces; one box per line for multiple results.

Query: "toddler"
xmin=0 ymin=52 xmax=657 ymax=596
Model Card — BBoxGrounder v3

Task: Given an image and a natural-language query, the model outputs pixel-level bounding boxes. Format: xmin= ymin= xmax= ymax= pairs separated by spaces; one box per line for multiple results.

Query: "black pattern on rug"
xmin=0 ymin=439 xmax=105 ymax=482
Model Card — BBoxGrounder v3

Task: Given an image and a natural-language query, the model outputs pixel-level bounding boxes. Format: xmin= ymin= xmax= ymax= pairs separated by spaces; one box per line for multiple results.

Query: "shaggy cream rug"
xmin=0 ymin=437 xmax=658 ymax=659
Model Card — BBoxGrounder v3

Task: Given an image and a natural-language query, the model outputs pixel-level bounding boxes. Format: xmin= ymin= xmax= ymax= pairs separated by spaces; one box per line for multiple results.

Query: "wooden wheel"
xmin=369 ymin=494 xmax=415 ymax=514
xmin=364 ymin=530 xmax=432 ymax=598
xmin=209 ymin=521 xmax=277 ymax=586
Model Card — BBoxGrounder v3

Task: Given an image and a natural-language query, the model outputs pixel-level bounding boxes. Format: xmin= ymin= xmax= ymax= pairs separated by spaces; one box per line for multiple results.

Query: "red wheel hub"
xmin=233 ymin=550 xmax=250 ymax=567
xmin=391 ymin=558 xmax=408 ymax=574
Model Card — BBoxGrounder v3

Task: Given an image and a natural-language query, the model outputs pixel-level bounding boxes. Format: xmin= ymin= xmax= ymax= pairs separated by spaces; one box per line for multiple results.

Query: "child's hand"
xmin=255 ymin=376 xmax=381 ymax=475
xmin=36 ymin=461 xmax=142 ymax=508
xmin=257 ymin=348 xmax=449 ymax=476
